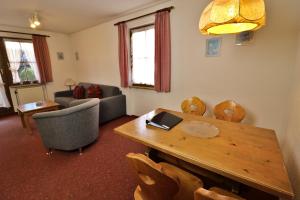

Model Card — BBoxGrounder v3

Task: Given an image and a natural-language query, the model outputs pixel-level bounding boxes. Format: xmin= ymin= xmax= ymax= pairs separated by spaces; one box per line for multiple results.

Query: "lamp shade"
xmin=64 ymin=78 xmax=76 ymax=86
xmin=199 ymin=0 xmax=266 ymax=35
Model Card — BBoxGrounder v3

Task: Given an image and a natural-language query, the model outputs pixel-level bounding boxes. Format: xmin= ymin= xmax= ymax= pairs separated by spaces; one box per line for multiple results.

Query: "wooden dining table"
xmin=114 ymin=108 xmax=294 ymax=200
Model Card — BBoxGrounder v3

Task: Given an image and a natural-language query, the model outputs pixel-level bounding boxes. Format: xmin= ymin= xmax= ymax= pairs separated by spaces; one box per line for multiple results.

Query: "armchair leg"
xmin=79 ymin=148 xmax=83 ymax=155
xmin=46 ymin=148 xmax=53 ymax=156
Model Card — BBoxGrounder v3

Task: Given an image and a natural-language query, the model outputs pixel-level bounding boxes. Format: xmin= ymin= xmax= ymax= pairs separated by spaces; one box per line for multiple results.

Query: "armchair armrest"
xmin=69 ymin=98 xmax=92 ymax=107
xmin=54 ymin=90 xmax=73 ymax=98
xmin=33 ymin=98 xmax=100 ymax=119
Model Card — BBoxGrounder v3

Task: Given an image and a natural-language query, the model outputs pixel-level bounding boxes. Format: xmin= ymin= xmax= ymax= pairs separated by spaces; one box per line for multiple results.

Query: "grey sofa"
xmin=33 ymin=98 xmax=100 ymax=152
xmin=54 ymin=82 xmax=126 ymax=124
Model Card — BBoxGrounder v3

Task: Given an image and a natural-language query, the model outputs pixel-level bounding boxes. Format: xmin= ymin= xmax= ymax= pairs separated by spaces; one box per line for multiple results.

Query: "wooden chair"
xmin=181 ymin=97 xmax=206 ymax=116
xmin=213 ymin=100 xmax=246 ymax=123
xmin=194 ymin=187 xmax=245 ymax=200
xmin=126 ymin=153 xmax=203 ymax=200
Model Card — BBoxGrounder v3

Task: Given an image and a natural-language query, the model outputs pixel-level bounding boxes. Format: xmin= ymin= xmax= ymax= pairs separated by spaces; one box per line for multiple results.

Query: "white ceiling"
xmin=0 ymin=0 xmax=168 ymax=34
xmin=0 ymin=0 xmax=299 ymax=34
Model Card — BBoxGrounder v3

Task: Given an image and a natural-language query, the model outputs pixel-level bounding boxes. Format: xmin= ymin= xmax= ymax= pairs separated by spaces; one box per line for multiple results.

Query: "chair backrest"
xmin=194 ymin=188 xmax=240 ymax=200
xmin=181 ymin=97 xmax=206 ymax=116
xmin=126 ymin=153 xmax=179 ymax=200
xmin=213 ymin=100 xmax=246 ymax=123
xmin=79 ymin=82 xmax=121 ymax=98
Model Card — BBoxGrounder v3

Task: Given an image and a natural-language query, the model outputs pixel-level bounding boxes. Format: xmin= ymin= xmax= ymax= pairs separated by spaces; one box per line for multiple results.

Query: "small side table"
xmin=10 ymin=84 xmax=48 ymax=106
xmin=17 ymin=101 xmax=59 ymax=134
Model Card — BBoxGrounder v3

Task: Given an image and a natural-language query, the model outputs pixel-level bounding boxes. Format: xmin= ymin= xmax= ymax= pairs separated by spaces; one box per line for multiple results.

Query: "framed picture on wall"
xmin=57 ymin=52 xmax=64 ymax=60
xmin=235 ymin=31 xmax=254 ymax=46
xmin=206 ymin=37 xmax=222 ymax=57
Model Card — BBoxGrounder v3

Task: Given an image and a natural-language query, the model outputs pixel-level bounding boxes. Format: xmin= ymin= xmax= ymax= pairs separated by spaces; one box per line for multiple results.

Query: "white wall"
xmin=45 ymin=32 xmax=77 ymax=99
xmin=0 ymin=26 xmax=76 ymax=109
xmin=282 ymin=32 xmax=300 ymax=200
xmin=70 ymin=0 xmax=297 ymax=141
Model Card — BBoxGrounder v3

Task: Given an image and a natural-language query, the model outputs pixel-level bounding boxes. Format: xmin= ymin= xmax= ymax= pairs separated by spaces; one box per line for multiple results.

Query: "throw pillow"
xmin=87 ymin=85 xmax=102 ymax=98
xmin=73 ymin=86 xmax=85 ymax=99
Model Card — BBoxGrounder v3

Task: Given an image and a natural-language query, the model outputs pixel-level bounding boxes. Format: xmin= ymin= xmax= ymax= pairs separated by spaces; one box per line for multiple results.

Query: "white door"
xmin=0 ymin=71 xmax=10 ymax=108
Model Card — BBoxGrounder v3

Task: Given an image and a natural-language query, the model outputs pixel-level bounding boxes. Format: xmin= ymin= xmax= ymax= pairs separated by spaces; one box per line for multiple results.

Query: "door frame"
xmin=0 ymin=37 xmax=15 ymax=116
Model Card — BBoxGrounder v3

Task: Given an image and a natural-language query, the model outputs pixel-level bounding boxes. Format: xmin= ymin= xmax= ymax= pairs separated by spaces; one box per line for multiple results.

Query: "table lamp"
xmin=64 ymin=78 xmax=76 ymax=91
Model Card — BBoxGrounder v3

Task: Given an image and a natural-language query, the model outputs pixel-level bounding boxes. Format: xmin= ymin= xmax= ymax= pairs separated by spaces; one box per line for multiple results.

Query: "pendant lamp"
xmin=199 ymin=0 xmax=266 ymax=35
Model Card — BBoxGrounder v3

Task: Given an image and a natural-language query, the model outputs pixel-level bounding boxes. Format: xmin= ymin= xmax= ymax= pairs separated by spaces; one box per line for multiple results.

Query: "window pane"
xmin=131 ymin=26 xmax=155 ymax=86
xmin=4 ymin=40 xmax=40 ymax=83
xmin=20 ymin=43 xmax=36 ymax=62
xmin=20 ymin=43 xmax=41 ymax=82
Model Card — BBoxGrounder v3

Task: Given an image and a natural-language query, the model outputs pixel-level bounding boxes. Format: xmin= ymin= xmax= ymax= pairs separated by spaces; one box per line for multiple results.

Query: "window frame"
xmin=3 ymin=38 xmax=40 ymax=85
xmin=129 ymin=23 xmax=155 ymax=89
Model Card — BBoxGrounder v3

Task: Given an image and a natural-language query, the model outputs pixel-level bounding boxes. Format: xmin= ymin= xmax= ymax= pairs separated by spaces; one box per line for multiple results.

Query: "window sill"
xmin=9 ymin=83 xmax=42 ymax=89
xmin=129 ymin=85 xmax=155 ymax=91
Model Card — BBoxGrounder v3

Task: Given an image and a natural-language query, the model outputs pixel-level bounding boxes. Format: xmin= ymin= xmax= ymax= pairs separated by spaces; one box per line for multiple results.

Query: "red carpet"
xmin=0 ymin=115 xmax=146 ymax=200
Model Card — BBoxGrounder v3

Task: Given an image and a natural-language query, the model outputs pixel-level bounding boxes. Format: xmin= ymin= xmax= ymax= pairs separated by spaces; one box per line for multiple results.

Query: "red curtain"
xmin=118 ymin=23 xmax=129 ymax=88
xmin=155 ymin=11 xmax=171 ymax=92
xmin=32 ymin=35 xmax=53 ymax=83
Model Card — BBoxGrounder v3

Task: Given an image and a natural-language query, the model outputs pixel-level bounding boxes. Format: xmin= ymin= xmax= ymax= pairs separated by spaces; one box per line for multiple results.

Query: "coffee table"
xmin=17 ymin=100 xmax=60 ymax=133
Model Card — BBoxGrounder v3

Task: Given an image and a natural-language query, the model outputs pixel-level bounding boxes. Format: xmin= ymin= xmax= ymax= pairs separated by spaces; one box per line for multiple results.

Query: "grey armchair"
xmin=33 ymin=98 xmax=100 ymax=154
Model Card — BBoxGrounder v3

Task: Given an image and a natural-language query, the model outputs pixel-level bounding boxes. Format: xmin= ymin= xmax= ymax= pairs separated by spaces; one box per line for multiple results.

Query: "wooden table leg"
xmin=17 ymin=104 xmax=59 ymax=134
xmin=23 ymin=114 xmax=33 ymax=134
xmin=18 ymin=110 xmax=26 ymax=128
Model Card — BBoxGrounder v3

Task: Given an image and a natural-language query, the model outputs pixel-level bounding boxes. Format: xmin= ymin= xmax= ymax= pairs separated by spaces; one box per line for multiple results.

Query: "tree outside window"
xmin=18 ymin=50 xmax=37 ymax=82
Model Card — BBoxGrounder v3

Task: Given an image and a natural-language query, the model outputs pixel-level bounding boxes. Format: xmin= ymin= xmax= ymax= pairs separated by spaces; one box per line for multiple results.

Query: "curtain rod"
xmin=114 ymin=6 xmax=174 ymax=26
xmin=0 ymin=30 xmax=50 ymax=37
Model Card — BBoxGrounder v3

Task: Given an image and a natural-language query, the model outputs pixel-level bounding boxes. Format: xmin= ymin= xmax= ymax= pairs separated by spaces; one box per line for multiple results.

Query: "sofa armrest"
xmin=54 ymin=90 xmax=73 ymax=98
xmin=99 ymin=94 xmax=126 ymax=124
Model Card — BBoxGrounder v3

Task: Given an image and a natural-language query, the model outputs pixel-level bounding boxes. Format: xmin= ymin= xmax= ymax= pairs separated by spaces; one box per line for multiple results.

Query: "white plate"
xmin=180 ymin=121 xmax=219 ymax=138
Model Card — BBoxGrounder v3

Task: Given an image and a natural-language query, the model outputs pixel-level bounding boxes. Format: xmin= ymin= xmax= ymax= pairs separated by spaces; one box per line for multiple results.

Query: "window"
xmin=130 ymin=25 xmax=155 ymax=87
xmin=4 ymin=40 xmax=40 ymax=84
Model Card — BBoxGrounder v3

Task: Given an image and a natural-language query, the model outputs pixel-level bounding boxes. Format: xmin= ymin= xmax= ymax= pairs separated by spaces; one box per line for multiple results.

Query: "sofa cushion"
xmin=73 ymin=86 xmax=85 ymax=99
xmin=87 ymin=85 xmax=102 ymax=98
xmin=55 ymin=97 xmax=75 ymax=108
